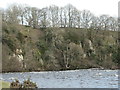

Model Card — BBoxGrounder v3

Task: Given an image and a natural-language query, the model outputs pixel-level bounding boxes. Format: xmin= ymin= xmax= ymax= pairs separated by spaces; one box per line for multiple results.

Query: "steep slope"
xmin=2 ymin=23 xmax=119 ymax=72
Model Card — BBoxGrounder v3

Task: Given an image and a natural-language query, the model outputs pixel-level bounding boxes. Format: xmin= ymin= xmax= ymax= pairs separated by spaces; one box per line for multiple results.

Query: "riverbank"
xmin=0 ymin=81 xmax=10 ymax=88
xmin=1 ymin=68 xmax=119 ymax=73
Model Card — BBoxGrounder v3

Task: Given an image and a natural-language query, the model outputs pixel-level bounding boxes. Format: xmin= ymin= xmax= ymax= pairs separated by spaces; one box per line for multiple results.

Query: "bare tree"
xmin=24 ymin=6 xmax=39 ymax=28
xmin=48 ymin=5 xmax=59 ymax=27
xmin=80 ymin=10 xmax=93 ymax=29
xmin=107 ymin=17 xmax=118 ymax=31
xmin=2 ymin=3 xmax=117 ymax=31
xmin=1 ymin=9 xmax=7 ymax=22
xmin=62 ymin=7 xmax=67 ymax=27
xmin=18 ymin=4 xmax=26 ymax=25
xmin=76 ymin=11 xmax=81 ymax=28
xmin=39 ymin=7 xmax=49 ymax=28
xmin=24 ymin=6 xmax=32 ymax=26
xmin=98 ymin=15 xmax=110 ymax=30
xmin=64 ymin=4 xmax=76 ymax=27
xmin=71 ymin=7 xmax=80 ymax=28
xmin=31 ymin=7 xmax=39 ymax=28
xmin=90 ymin=16 xmax=99 ymax=30
xmin=59 ymin=7 xmax=64 ymax=27
xmin=6 ymin=4 xmax=21 ymax=24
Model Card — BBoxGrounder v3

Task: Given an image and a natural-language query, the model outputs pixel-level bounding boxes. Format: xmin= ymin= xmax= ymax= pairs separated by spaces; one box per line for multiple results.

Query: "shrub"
xmin=17 ymin=32 xmax=25 ymax=43
xmin=10 ymin=79 xmax=38 ymax=88
xmin=2 ymin=36 xmax=16 ymax=52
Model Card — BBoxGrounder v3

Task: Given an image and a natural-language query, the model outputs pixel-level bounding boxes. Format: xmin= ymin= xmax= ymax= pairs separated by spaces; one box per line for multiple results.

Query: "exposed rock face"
xmin=16 ymin=49 xmax=23 ymax=54
xmin=17 ymin=54 xmax=23 ymax=62
xmin=83 ymin=54 xmax=86 ymax=58
xmin=79 ymin=42 xmax=82 ymax=48
xmin=88 ymin=40 xmax=93 ymax=50
xmin=39 ymin=58 xmax=44 ymax=65
xmin=9 ymin=49 xmax=26 ymax=69
xmin=88 ymin=40 xmax=95 ymax=54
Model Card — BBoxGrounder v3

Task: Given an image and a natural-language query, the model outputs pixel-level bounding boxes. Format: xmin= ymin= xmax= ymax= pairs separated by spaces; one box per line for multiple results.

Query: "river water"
xmin=1 ymin=69 xmax=119 ymax=88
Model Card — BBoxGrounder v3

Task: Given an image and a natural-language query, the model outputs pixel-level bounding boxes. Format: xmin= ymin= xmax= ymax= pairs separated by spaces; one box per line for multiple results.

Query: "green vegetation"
xmin=1 ymin=4 xmax=119 ymax=72
xmin=0 ymin=79 xmax=37 ymax=88
xmin=2 ymin=22 xmax=119 ymax=72
xmin=0 ymin=81 xmax=10 ymax=88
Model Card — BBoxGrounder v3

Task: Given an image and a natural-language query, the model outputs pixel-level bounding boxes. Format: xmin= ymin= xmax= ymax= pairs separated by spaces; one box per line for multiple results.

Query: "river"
xmin=1 ymin=69 xmax=119 ymax=88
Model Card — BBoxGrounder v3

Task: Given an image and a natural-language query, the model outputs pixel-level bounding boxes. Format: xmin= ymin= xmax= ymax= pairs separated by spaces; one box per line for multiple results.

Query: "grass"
xmin=0 ymin=80 xmax=10 ymax=88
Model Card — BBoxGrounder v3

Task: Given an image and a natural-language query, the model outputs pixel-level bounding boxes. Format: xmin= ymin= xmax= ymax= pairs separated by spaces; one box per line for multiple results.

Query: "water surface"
xmin=1 ymin=69 xmax=119 ymax=88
